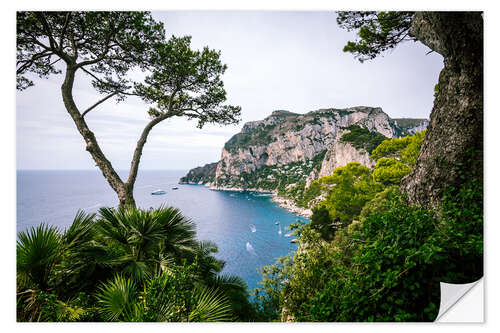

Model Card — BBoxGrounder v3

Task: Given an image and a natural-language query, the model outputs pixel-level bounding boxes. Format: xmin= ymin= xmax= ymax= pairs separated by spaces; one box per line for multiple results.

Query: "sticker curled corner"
xmin=435 ymin=278 xmax=483 ymax=322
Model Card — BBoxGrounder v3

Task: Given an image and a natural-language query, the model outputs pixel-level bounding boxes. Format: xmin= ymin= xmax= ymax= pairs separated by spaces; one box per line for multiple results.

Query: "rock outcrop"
xmin=318 ymin=140 xmax=375 ymax=178
xmin=213 ymin=106 xmax=395 ymax=189
xmin=179 ymin=162 xmax=217 ymax=185
xmin=180 ymin=106 xmax=428 ymax=215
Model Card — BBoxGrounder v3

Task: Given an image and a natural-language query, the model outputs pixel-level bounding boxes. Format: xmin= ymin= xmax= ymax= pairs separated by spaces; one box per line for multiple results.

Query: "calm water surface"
xmin=17 ymin=170 xmax=308 ymax=290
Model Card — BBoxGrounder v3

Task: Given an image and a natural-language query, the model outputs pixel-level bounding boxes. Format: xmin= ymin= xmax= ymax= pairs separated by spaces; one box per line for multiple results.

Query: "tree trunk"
xmin=60 ymin=64 xmax=136 ymax=207
xmin=401 ymin=12 xmax=483 ymax=208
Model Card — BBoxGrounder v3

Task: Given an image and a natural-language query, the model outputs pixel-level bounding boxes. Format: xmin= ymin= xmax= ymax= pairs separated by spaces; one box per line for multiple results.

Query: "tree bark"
xmin=60 ymin=64 xmax=135 ymax=207
xmin=126 ymin=114 xmax=170 ymax=190
xmin=401 ymin=12 xmax=483 ymax=208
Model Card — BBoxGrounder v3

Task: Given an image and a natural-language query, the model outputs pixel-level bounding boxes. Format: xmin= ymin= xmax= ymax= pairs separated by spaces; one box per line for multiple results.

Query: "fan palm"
xmin=95 ymin=205 xmax=199 ymax=282
xmin=95 ymin=273 xmax=233 ymax=322
xmin=151 ymin=206 xmax=198 ymax=260
xmin=191 ymin=240 xmax=225 ymax=281
xmin=188 ymin=286 xmax=233 ymax=322
xmin=95 ymin=274 xmax=138 ymax=321
xmin=208 ymin=274 xmax=255 ymax=321
xmin=17 ymin=223 xmax=62 ymax=290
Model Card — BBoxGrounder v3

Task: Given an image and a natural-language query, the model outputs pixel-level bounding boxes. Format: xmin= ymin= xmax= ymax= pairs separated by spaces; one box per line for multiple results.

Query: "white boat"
xmin=275 ymin=221 xmax=280 ymax=225
xmin=249 ymin=224 xmax=257 ymax=233
xmin=151 ymin=189 xmax=166 ymax=195
xmin=172 ymin=186 xmax=179 ymax=190
xmin=290 ymin=239 xmax=298 ymax=243
xmin=284 ymin=232 xmax=293 ymax=237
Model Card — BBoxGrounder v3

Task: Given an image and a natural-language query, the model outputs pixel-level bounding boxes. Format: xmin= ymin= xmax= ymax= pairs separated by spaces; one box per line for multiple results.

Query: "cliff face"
xmin=318 ymin=140 xmax=375 ymax=179
xmin=179 ymin=162 xmax=217 ymax=185
xmin=213 ymin=106 xmax=395 ymax=189
xmin=180 ymin=106 xmax=428 ymax=215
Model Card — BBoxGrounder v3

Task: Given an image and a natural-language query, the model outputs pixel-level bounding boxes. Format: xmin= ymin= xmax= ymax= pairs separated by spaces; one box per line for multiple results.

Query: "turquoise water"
xmin=17 ymin=170 xmax=308 ymax=291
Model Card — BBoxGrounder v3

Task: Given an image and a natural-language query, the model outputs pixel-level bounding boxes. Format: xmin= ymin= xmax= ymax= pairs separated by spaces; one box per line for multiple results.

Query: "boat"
xmin=290 ymin=239 xmax=298 ymax=243
xmin=275 ymin=221 xmax=280 ymax=225
xmin=284 ymin=232 xmax=293 ymax=237
xmin=172 ymin=186 xmax=179 ymax=190
xmin=151 ymin=189 xmax=166 ymax=195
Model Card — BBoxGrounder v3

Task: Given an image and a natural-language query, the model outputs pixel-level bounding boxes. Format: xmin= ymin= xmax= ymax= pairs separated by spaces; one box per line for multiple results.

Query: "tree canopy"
xmin=16 ymin=11 xmax=241 ymax=206
xmin=336 ymin=11 xmax=415 ymax=62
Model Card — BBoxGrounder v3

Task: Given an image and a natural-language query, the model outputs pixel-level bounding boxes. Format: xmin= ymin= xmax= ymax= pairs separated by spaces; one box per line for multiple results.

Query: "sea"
xmin=16 ymin=170 xmax=308 ymax=291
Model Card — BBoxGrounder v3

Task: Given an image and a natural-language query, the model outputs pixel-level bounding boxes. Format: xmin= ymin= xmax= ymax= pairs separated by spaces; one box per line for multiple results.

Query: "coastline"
xmin=180 ymin=181 xmax=312 ymax=218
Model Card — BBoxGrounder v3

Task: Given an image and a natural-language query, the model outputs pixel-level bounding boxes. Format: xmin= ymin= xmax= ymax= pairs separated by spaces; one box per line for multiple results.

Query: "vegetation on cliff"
xmin=254 ymin=140 xmax=482 ymax=322
xmin=179 ymin=162 xmax=218 ymax=184
xmin=339 ymin=125 xmax=387 ymax=154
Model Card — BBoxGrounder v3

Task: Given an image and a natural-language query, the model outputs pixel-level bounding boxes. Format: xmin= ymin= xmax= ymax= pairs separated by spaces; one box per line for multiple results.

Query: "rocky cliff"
xmin=180 ymin=106 xmax=428 ymax=215
xmin=179 ymin=162 xmax=217 ymax=185
xmin=213 ymin=106 xmax=395 ymax=189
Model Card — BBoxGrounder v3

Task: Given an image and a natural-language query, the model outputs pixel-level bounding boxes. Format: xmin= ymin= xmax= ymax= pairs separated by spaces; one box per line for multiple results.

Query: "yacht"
xmin=151 ymin=189 xmax=166 ymax=195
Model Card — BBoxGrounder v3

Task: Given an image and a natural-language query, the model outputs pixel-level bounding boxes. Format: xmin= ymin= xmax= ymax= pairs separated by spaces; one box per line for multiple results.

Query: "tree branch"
xmin=35 ymin=13 xmax=59 ymax=50
xmin=59 ymin=12 xmax=71 ymax=53
xmin=75 ymin=24 xmax=115 ymax=68
xmin=16 ymin=51 xmax=53 ymax=74
xmin=81 ymin=91 xmax=119 ymax=118
xmin=126 ymin=113 xmax=172 ymax=187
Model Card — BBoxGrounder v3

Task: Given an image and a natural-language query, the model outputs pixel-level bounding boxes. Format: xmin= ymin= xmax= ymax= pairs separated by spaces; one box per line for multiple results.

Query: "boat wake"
xmin=246 ymin=242 xmax=257 ymax=256
xmin=137 ymin=185 xmax=155 ymax=189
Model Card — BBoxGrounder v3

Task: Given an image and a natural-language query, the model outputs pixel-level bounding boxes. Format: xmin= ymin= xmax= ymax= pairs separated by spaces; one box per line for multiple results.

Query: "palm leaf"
xmin=63 ymin=210 xmax=96 ymax=249
xmin=188 ymin=286 xmax=233 ymax=322
xmin=95 ymin=275 xmax=138 ymax=321
xmin=17 ymin=224 xmax=61 ymax=289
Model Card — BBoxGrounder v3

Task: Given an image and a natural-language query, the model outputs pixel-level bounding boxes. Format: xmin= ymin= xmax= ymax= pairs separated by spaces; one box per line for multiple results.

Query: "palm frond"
xmin=188 ymin=286 xmax=233 ymax=322
xmin=212 ymin=274 xmax=249 ymax=295
xmin=95 ymin=275 xmax=138 ymax=321
xmin=63 ymin=210 xmax=96 ymax=249
xmin=153 ymin=205 xmax=198 ymax=258
xmin=17 ymin=224 xmax=62 ymax=289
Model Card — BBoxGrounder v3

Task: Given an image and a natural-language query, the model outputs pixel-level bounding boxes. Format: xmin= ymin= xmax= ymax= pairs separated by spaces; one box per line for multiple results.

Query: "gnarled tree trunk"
xmin=61 ymin=65 xmax=136 ymax=207
xmin=401 ymin=12 xmax=483 ymax=208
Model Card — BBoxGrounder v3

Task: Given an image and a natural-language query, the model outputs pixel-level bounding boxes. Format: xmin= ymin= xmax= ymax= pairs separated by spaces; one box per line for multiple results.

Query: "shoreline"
xmin=180 ymin=181 xmax=311 ymax=218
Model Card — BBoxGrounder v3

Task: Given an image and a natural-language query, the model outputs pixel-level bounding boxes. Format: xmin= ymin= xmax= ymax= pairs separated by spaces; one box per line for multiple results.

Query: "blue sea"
xmin=16 ymin=170 xmax=308 ymax=291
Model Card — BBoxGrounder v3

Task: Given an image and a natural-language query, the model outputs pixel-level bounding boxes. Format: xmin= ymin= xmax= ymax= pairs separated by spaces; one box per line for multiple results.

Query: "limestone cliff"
xmin=180 ymin=106 xmax=428 ymax=216
xmin=179 ymin=162 xmax=217 ymax=185
xmin=318 ymin=140 xmax=375 ymax=179
xmin=213 ymin=106 xmax=395 ymax=190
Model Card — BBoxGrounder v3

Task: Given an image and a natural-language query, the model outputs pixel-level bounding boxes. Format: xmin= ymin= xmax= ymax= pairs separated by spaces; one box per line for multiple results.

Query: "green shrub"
xmin=340 ymin=125 xmax=387 ymax=154
xmin=372 ymin=158 xmax=411 ymax=185
xmin=320 ymin=162 xmax=383 ymax=226
xmin=262 ymin=149 xmax=482 ymax=322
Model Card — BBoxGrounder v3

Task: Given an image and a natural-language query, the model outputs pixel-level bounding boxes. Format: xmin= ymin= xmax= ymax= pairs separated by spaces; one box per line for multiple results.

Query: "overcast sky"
xmin=16 ymin=11 xmax=444 ymax=171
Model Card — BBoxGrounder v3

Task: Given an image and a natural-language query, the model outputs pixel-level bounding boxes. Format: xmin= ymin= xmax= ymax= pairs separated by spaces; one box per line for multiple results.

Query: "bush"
xmin=320 ymin=162 xmax=383 ymax=226
xmin=372 ymin=158 xmax=411 ymax=185
xmin=264 ymin=154 xmax=482 ymax=321
xmin=340 ymin=125 xmax=387 ymax=154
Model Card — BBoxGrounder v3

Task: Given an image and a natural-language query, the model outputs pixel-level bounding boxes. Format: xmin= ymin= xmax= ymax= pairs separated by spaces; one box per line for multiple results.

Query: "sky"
xmin=16 ymin=11 xmax=444 ymax=171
